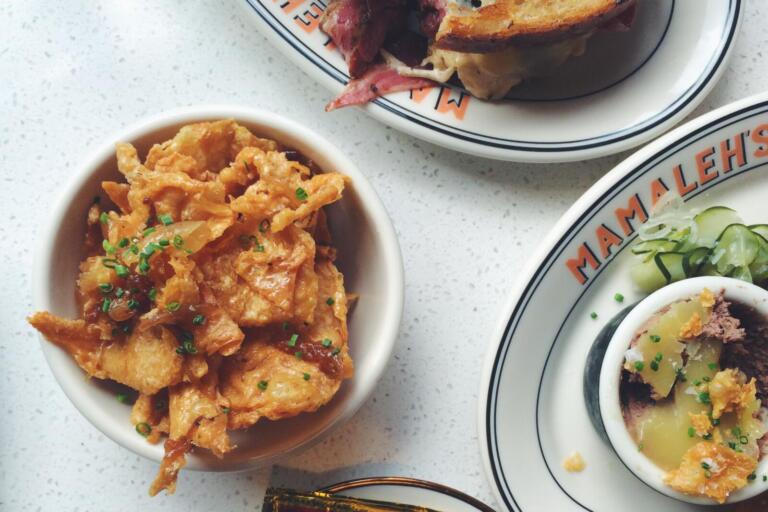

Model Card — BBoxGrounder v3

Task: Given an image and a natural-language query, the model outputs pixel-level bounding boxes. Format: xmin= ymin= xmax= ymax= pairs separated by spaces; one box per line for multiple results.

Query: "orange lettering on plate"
xmin=751 ymin=123 xmax=768 ymax=158
xmin=294 ymin=3 xmax=323 ymax=33
xmin=596 ymin=224 xmax=624 ymax=259
xmin=410 ymin=86 xmax=434 ymax=104
xmin=614 ymin=194 xmax=648 ymax=237
xmin=436 ymin=87 xmax=470 ymax=120
xmin=566 ymin=243 xmax=600 ymax=285
xmin=649 ymin=178 xmax=670 ymax=207
xmin=695 ymin=147 xmax=718 ymax=185
xmin=278 ymin=0 xmax=304 ymax=13
xmin=720 ymin=134 xmax=746 ymax=173
xmin=673 ymin=164 xmax=698 ymax=197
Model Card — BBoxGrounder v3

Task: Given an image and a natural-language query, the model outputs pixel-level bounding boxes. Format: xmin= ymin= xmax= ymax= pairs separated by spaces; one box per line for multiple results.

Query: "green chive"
xmin=98 ymin=283 xmax=113 ymax=293
xmin=295 ymin=187 xmax=308 ymax=201
xmin=728 ymin=441 xmax=737 ymax=450
xmin=138 ymin=260 xmax=150 ymax=274
xmin=158 ymin=238 xmax=170 ymax=247
xmin=102 ymin=240 xmax=117 ymax=254
xmin=732 ymin=427 xmax=742 ymax=437
xmin=180 ymin=331 xmax=193 ymax=343
xmin=331 ymin=347 xmax=341 ymax=356
xmin=99 ymin=212 xmax=109 ymax=224
xmin=654 ymin=352 xmax=663 ymax=362
xmin=634 ymin=361 xmax=644 ymax=372
xmin=115 ymin=264 xmax=129 ymax=277
xmin=255 ymin=244 xmax=265 ymax=252
xmin=101 ymin=298 xmax=112 ymax=313
xmin=166 ymin=302 xmax=181 ymax=312
xmin=127 ymin=298 xmax=139 ymax=310
xmin=158 ymin=214 xmax=173 ymax=225
xmin=143 ymin=226 xmax=156 ymax=237
xmin=702 ymin=376 xmax=711 ymax=382
xmin=708 ymin=362 xmax=718 ymax=370
xmin=693 ymin=379 xmax=702 ymax=386
xmin=116 ymin=392 xmax=128 ymax=403
xmin=118 ymin=237 xmax=130 ymax=248
xmin=740 ymin=435 xmax=749 ymax=445
xmin=703 ymin=433 xmax=712 ymax=440
xmin=130 ymin=244 xmax=139 ymax=255
xmin=101 ymin=258 xmax=118 ymax=269
xmin=322 ymin=338 xmax=332 ymax=348
xmin=675 ymin=368 xmax=687 ymax=382
xmin=148 ymin=288 xmax=157 ymax=301
xmin=192 ymin=314 xmax=205 ymax=326
xmin=303 ymin=372 xmax=311 ymax=381
xmin=711 ymin=418 xmax=720 ymax=426
xmin=650 ymin=335 xmax=661 ymax=343
xmin=295 ymin=351 xmax=303 ymax=359
xmin=688 ymin=427 xmax=695 ymax=438
xmin=762 ymin=475 xmax=767 ymax=482
xmin=614 ymin=293 xmax=624 ymax=303
xmin=221 ymin=407 xmax=230 ymax=414
xmin=748 ymin=473 xmax=756 ymax=481
xmin=590 ymin=312 xmax=598 ymax=320
xmin=288 ymin=333 xmax=298 ymax=347
xmin=650 ymin=360 xmax=659 ymax=372
xmin=115 ymin=287 xmax=124 ymax=298
xmin=698 ymin=392 xmax=711 ymax=404
xmin=135 ymin=422 xmax=152 ymax=437
xmin=172 ymin=235 xmax=184 ymax=248
xmin=326 ymin=297 xmax=335 ymax=306
xmin=701 ymin=462 xmax=711 ymax=470
xmin=258 ymin=380 xmax=268 ymax=391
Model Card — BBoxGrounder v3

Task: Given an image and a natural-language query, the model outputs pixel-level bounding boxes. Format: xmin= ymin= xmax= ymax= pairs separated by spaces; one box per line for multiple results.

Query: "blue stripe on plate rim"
xmin=243 ymin=0 xmax=741 ymax=152
xmin=483 ymin=94 xmax=768 ymax=511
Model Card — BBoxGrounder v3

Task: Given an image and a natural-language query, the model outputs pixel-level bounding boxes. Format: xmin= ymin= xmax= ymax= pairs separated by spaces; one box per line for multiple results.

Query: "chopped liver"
xmin=721 ymin=301 xmax=768 ymax=399
xmin=701 ymin=295 xmax=746 ymax=344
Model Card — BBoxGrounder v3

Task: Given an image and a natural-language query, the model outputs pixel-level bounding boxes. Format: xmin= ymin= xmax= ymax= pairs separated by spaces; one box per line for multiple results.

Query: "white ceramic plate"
xmin=241 ymin=0 xmax=742 ymax=163
xmin=480 ymin=91 xmax=768 ymax=511
xmin=322 ymin=477 xmax=495 ymax=511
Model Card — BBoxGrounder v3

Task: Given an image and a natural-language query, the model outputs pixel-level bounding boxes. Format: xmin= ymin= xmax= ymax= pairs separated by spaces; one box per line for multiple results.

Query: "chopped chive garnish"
xmin=322 ymin=338 xmax=332 ymax=348
xmin=288 ymin=333 xmax=299 ymax=347
xmin=158 ymin=214 xmax=173 ymax=226
xmin=331 ymin=347 xmax=341 ymax=356
xmin=732 ymin=427 xmax=742 ymax=437
xmin=698 ymin=392 xmax=711 ymax=404
xmin=98 ymin=283 xmax=114 ymax=293
xmin=675 ymin=368 xmax=687 ymax=382
xmin=138 ymin=260 xmax=150 ymax=274
xmin=221 ymin=407 xmax=230 ymax=414
xmin=707 ymin=362 xmax=718 ymax=370
xmin=711 ymin=418 xmax=720 ymax=426
xmin=763 ymin=475 xmax=767 ymax=482
xmin=99 ymin=212 xmax=109 ymax=224
xmin=688 ymin=427 xmax=695 ymax=438
xmin=650 ymin=360 xmax=659 ymax=372
xmin=118 ymin=237 xmax=130 ymax=248
xmin=258 ymin=380 xmax=268 ymax=391
xmin=102 ymin=240 xmax=117 ymax=254
xmin=614 ymin=293 xmax=624 ymax=303
xmin=158 ymin=238 xmax=170 ymax=247
xmin=634 ymin=361 xmax=644 ymax=372
xmin=702 ymin=376 xmax=711 ymax=382
xmin=303 ymin=372 xmax=311 ymax=381
xmin=728 ymin=441 xmax=737 ymax=450
xmin=650 ymin=335 xmax=661 ymax=343
xmin=143 ymin=226 xmax=156 ymax=237
xmin=116 ymin=392 xmax=128 ymax=404
xmin=102 ymin=258 xmax=118 ymax=268
xmin=115 ymin=264 xmax=129 ymax=277
xmin=654 ymin=352 xmax=663 ymax=362
xmin=115 ymin=287 xmax=124 ymax=298
xmin=295 ymin=351 xmax=303 ymax=359
xmin=148 ymin=288 xmax=157 ymax=301
xmin=130 ymin=244 xmax=139 ymax=254
xmin=590 ymin=312 xmax=598 ymax=319
xmin=192 ymin=314 xmax=205 ymax=326
xmin=172 ymin=235 xmax=184 ymax=248
xmin=101 ymin=298 xmax=111 ymax=313
xmin=127 ymin=298 xmax=139 ymax=310
xmin=326 ymin=297 xmax=335 ymax=306
xmin=747 ymin=473 xmax=756 ymax=481
xmin=135 ymin=422 xmax=152 ymax=437
xmin=295 ymin=187 xmax=309 ymax=201
xmin=255 ymin=244 xmax=265 ymax=252
xmin=694 ymin=379 xmax=702 ymax=386
xmin=701 ymin=462 xmax=711 ymax=470
xmin=702 ymin=433 xmax=712 ymax=440
xmin=166 ymin=302 xmax=181 ymax=312
xmin=740 ymin=435 xmax=749 ymax=445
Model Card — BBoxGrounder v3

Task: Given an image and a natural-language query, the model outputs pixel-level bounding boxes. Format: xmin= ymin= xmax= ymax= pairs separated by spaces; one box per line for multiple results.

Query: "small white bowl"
xmin=599 ymin=276 xmax=768 ymax=505
xmin=32 ymin=106 xmax=404 ymax=471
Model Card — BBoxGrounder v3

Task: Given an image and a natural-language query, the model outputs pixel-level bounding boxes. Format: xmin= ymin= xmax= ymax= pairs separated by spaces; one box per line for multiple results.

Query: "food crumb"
xmin=679 ymin=312 xmax=703 ymax=339
xmin=562 ymin=451 xmax=586 ymax=472
xmin=700 ymin=288 xmax=715 ymax=308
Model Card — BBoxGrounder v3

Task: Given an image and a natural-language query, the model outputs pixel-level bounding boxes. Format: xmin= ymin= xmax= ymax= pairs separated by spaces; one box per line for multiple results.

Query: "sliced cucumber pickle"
xmin=694 ymin=207 xmax=742 ymax=248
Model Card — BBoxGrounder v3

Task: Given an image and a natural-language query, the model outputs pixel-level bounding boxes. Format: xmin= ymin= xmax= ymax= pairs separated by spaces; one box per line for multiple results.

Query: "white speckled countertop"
xmin=1 ymin=1 xmax=767 ymax=510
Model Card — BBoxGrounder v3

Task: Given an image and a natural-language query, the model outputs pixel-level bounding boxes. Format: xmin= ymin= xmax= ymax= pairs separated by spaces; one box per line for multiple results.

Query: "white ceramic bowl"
xmin=599 ymin=276 xmax=768 ymax=505
xmin=32 ymin=106 xmax=404 ymax=471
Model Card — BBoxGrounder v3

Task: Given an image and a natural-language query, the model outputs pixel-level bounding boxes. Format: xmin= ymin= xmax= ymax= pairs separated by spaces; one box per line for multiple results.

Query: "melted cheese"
xmin=386 ymin=35 xmax=591 ymax=100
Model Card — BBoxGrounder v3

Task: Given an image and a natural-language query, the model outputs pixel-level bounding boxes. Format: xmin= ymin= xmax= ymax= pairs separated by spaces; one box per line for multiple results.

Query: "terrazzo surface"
xmin=2 ymin=1 xmax=767 ymax=510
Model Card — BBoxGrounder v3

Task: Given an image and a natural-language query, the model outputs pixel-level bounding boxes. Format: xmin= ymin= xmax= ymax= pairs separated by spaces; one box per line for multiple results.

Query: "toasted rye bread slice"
xmin=434 ymin=0 xmax=636 ymax=53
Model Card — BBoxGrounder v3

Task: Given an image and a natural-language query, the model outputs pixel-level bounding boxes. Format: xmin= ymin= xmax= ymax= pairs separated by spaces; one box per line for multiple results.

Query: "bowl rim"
xmin=598 ymin=276 xmax=768 ymax=505
xmin=32 ymin=105 xmax=405 ymax=471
